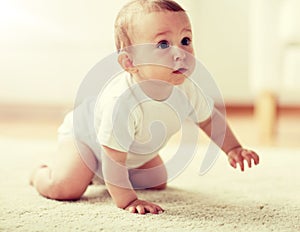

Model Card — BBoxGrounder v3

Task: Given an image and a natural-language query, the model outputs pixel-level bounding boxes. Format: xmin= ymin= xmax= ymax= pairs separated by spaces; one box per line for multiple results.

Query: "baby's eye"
xmin=181 ymin=37 xmax=191 ymax=46
xmin=157 ymin=40 xmax=170 ymax=49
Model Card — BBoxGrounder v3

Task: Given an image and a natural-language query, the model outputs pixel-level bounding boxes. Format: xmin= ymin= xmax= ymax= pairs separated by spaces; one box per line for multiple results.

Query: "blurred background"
xmin=0 ymin=0 xmax=299 ymax=147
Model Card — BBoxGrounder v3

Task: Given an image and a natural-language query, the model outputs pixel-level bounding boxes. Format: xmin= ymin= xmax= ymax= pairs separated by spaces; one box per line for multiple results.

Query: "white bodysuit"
xmin=58 ymin=72 xmax=213 ymax=170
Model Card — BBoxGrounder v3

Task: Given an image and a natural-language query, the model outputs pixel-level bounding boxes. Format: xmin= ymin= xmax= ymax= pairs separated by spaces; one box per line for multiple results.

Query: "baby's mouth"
xmin=173 ymin=68 xmax=188 ymax=74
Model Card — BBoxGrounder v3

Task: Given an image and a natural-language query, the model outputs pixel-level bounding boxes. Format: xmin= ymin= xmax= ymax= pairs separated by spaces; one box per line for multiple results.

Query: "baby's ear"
xmin=118 ymin=52 xmax=138 ymax=73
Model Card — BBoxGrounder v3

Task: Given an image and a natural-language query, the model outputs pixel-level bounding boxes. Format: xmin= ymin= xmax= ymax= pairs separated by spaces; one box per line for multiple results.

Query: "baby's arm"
xmin=101 ymin=146 xmax=164 ymax=214
xmin=198 ymin=107 xmax=259 ymax=171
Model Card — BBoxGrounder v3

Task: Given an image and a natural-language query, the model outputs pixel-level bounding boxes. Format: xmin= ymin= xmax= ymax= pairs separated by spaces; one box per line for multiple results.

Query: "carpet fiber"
xmin=1 ymin=137 xmax=300 ymax=232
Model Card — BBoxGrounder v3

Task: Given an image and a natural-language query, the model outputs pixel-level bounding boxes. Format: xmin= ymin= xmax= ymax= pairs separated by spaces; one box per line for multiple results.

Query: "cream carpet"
xmin=1 ymin=137 xmax=300 ymax=232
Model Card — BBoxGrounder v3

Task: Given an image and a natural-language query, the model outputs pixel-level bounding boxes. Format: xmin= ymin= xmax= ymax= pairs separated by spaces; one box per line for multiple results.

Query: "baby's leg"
xmin=129 ymin=155 xmax=167 ymax=190
xmin=30 ymin=138 xmax=96 ymax=200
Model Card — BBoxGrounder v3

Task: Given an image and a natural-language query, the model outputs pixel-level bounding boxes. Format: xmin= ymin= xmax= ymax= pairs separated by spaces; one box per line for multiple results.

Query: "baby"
xmin=30 ymin=0 xmax=259 ymax=215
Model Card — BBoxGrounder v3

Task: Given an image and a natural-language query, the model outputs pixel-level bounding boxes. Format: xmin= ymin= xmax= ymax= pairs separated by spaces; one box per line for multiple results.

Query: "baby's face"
xmin=128 ymin=11 xmax=195 ymax=85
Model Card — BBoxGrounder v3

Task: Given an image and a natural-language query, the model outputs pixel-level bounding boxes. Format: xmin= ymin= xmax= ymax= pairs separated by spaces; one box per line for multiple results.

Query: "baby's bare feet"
xmin=29 ymin=164 xmax=47 ymax=186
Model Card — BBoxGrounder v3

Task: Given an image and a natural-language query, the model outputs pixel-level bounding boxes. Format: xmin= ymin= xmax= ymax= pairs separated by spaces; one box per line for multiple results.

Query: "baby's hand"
xmin=124 ymin=199 xmax=164 ymax=215
xmin=227 ymin=147 xmax=259 ymax=171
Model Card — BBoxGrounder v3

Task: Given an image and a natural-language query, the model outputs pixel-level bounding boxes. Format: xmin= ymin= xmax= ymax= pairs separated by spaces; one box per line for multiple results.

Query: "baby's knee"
xmin=47 ymin=180 xmax=85 ymax=200
xmin=148 ymin=182 xmax=167 ymax=190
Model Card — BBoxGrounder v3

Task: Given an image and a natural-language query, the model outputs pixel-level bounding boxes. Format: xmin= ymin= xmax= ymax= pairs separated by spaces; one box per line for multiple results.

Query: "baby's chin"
xmin=170 ymin=74 xmax=188 ymax=85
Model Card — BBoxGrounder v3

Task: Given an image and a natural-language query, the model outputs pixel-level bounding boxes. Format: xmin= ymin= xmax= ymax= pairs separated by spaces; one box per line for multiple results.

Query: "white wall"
xmin=1 ymin=0 xmax=299 ymax=106
xmin=192 ymin=0 xmax=252 ymax=103
xmin=0 ymin=0 xmax=126 ymax=105
xmin=249 ymin=0 xmax=300 ymax=105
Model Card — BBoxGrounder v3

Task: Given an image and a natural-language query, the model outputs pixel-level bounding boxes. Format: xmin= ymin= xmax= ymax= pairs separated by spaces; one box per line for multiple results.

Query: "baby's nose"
xmin=172 ymin=46 xmax=186 ymax=61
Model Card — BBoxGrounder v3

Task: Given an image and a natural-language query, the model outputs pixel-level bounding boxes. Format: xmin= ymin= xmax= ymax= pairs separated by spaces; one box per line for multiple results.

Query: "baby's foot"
xmin=29 ymin=164 xmax=47 ymax=186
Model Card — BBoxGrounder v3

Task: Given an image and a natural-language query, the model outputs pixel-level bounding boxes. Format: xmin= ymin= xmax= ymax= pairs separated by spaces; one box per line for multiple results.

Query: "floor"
xmin=1 ymin=106 xmax=300 ymax=232
xmin=226 ymin=107 xmax=300 ymax=148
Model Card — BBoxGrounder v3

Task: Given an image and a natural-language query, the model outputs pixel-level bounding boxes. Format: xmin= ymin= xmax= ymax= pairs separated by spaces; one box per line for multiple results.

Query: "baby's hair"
xmin=114 ymin=0 xmax=185 ymax=52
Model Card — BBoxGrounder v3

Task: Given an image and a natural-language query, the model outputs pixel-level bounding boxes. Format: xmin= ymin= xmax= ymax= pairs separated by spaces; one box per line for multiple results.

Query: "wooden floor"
xmin=226 ymin=108 xmax=300 ymax=148
xmin=0 ymin=105 xmax=299 ymax=148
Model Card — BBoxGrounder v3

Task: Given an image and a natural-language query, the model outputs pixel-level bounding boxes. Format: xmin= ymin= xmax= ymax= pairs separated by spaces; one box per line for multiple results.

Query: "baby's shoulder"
xmin=95 ymin=72 xmax=138 ymax=112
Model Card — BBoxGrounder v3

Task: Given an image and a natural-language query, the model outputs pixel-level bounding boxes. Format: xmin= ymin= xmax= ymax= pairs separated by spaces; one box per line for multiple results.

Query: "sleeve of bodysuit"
xmin=185 ymin=80 xmax=214 ymax=123
xmin=96 ymin=97 xmax=136 ymax=153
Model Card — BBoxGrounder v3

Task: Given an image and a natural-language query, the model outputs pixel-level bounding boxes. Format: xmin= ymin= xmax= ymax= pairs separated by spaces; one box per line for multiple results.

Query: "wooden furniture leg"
xmin=254 ymin=91 xmax=278 ymax=144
